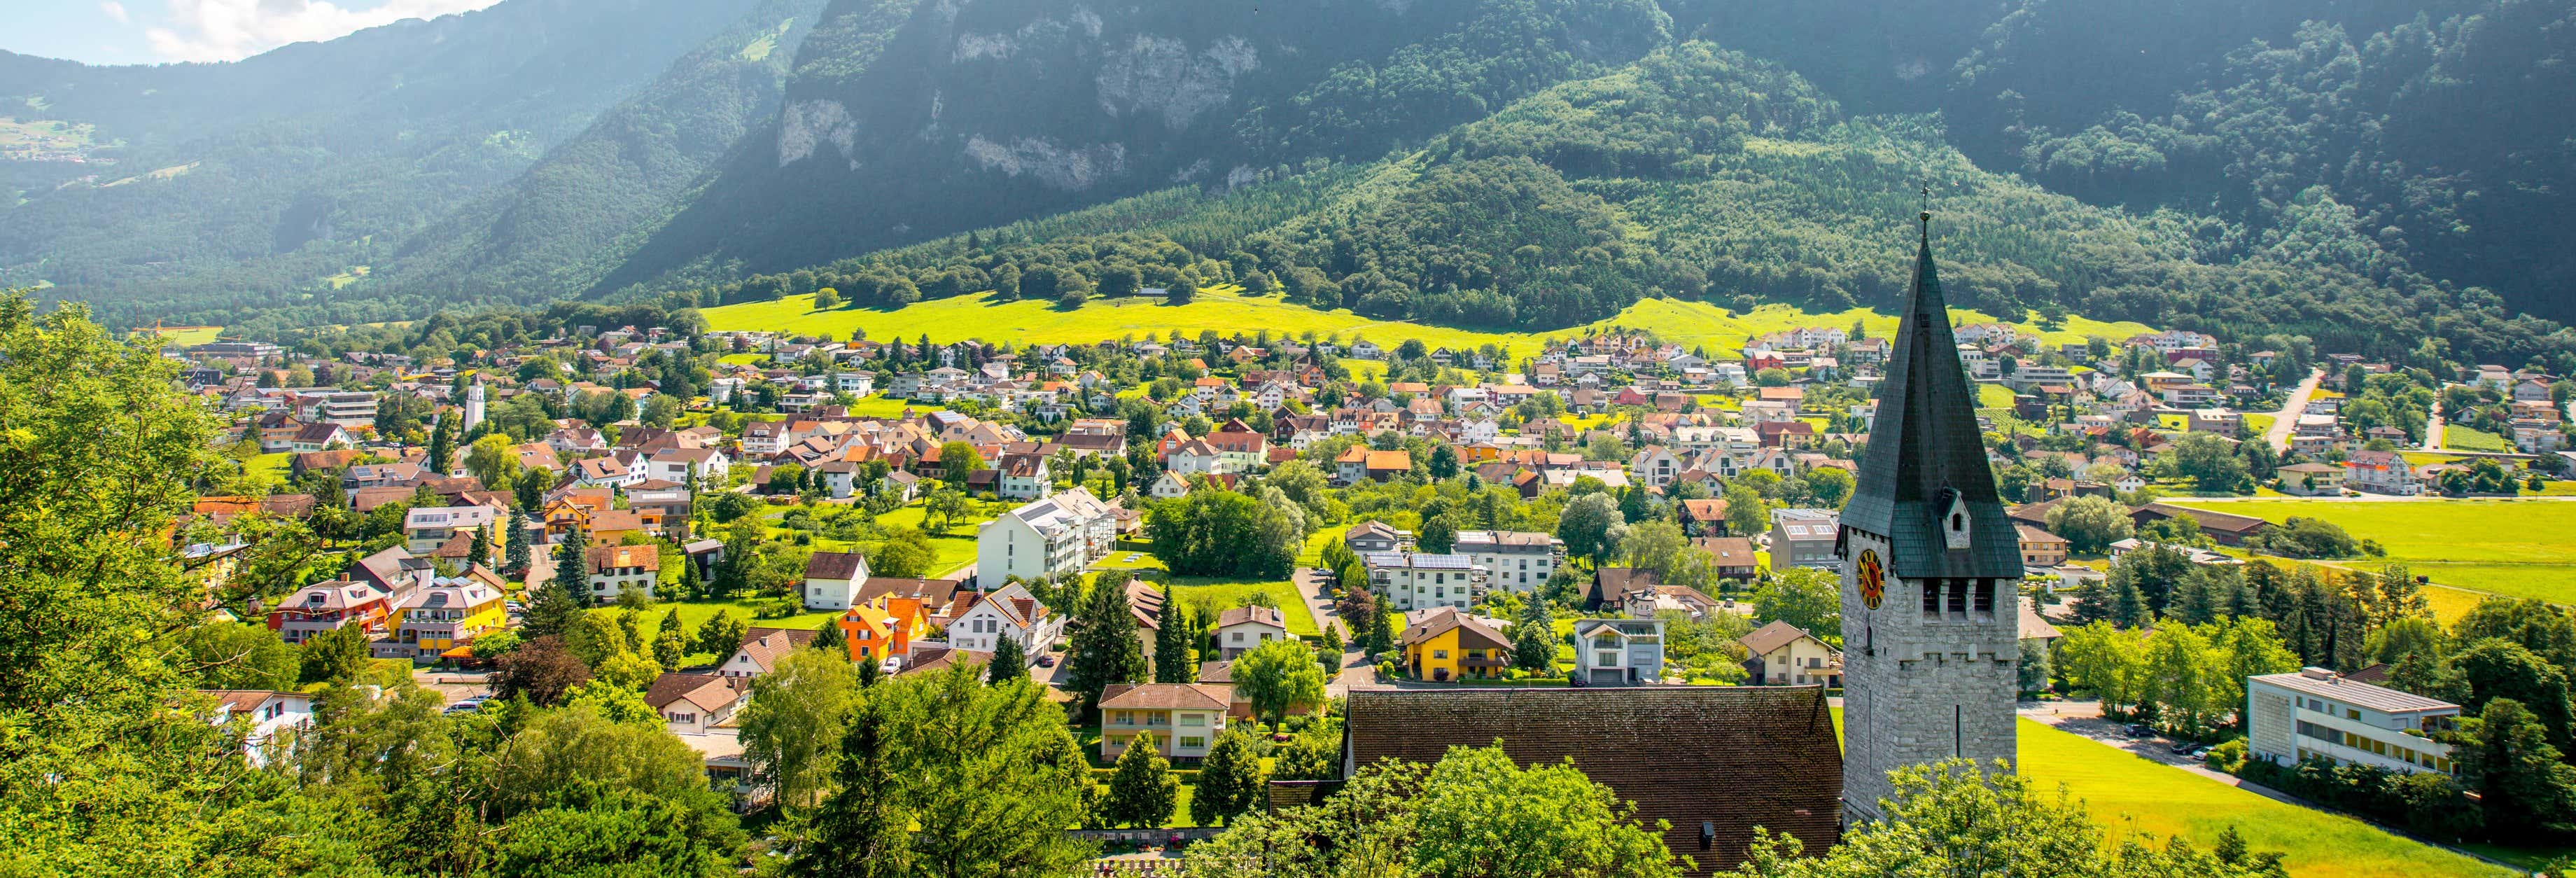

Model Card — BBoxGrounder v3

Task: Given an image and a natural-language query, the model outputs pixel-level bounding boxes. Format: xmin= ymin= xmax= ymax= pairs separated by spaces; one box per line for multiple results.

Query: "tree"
xmin=464 ymin=432 xmax=522 ymax=489
xmin=738 ymin=648 xmax=861 ymax=807
xmin=1153 ymin=587 xmax=1194 ymax=683
xmin=426 ymin=413 xmax=456 ymax=475
xmin=988 ymin=635 xmax=1028 ymax=683
xmin=1065 ymin=573 xmax=1150 ymax=713
xmin=696 ymin=608 xmax=746 ymax=659
xmin=525 ymin=539 xmax=591 ymax=637
xmin=869 ymin=527 xmax=937 ymax=579
xmin=2044 ymin=494 xmax=2135 ymax=554
xmin=1513 ymin=601 xmax=1558 ymax=671
xmin=1105 ymin=731 xmax=1179 ymax=828
xmin=1806 ymin=466 xmax=1855 ymax=508
xmin=1556 ymin=492 xmax=1626 ymax=562
xmin=1752 ymin=569 xmax=1842 ymax=643
xmin=788 ymin=698 xmax=908 ymax=878
xmin=1193 ymin=727 xmax=1268 ymax=825
xmin=1736 ymin=759 xmax=2286 ymax=877
xmin=866 ymin=663 xmax=1095 ymax=872
xmin=1231 ymin=637 xmax=1329 ymax=725
xmin=503 ymin=508 xmax=533 ymax=574
xmin=492 ymin=635 xmax=593 ymax=706
xmin=2165 ymin=433 xmax=2252 ymax=493
xmin=937 ymin=440 xmax=985 ymax=484
xmin=1722 ymin=482 xmax=1769 ymax=536
xmin=172 ymin=621 xmax=298 ymax=690
xmin=654 ymin=608 xmax=687 ymax=669
xmin=1183 ymin=744 xmax=1684 ymax=878
xmin=298 ymin=622 xmax=375 ymax=684
xmin=2456 ymin=697 xmax=2576 ymax=838
xmin=2441 ymin=639 xmax=2576 ymax=751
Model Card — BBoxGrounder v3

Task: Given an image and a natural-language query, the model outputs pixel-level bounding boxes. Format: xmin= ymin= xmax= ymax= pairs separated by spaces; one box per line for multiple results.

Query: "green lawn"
xmin=589 ymin=601 xmax=840 ymax=637
xmin=135 ymin=325 xmax=223 ymax=346
xmin=2017 ymin=719 xmax=2512 ymax=878
xmin=1163 ymin=578 xmax=1320 ymax=636
xmin=1979 ymin=384 xmax=2017 ymax=407
xmin=2442 ymin=425 xmax=2511 ymax=452
xmin=702 ymin=291 xmax=2154 ymax=362
xmin=2244 ymin=412 xmax=2276 ymax=435
xmin=717 ymin=353 xmax=766 ymax=365
xmin=242 ymin=451 xmax=293 ymax=485
xmin=761 ymin=502 xmax=987 ymax=579
xmin=2169 ymin=499 xmax=2576 ymax=605
xmin=839 ymin=393 xmax=945 ymax=419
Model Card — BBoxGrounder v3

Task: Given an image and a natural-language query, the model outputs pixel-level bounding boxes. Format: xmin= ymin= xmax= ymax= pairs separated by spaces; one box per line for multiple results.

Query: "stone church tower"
xmin=1837 ymin=211 xmax=2026 ymax=823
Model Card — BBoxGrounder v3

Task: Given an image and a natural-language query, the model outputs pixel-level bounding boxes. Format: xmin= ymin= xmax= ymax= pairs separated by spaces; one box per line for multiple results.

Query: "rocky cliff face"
xmin=595 ymin=0 xmax=1667 ymax=293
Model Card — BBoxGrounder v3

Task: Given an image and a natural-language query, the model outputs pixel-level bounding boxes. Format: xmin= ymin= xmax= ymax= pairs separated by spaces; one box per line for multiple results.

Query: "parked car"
xmin=2124 ymin=723 xmax=2153 ymax=738
xmin=2188 ymin=744 xmax=2214 ymax=760
xmin=1036 ymin=654 xmax=1056 ymax=668
xmin=2169 ymin=739 xmax=2201 ymax=754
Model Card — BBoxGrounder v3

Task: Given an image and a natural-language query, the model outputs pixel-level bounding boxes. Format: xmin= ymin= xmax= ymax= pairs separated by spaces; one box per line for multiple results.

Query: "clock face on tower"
xmin=1856 ymin=549 xmax=1886 ymax=611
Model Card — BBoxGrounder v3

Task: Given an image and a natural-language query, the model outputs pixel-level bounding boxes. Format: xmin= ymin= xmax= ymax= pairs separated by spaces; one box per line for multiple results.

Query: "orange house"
xmin=838 ymin=596 xmax=931 ymax=664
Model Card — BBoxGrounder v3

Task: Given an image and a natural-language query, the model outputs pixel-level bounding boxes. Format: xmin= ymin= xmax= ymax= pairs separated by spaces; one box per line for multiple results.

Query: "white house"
xmin=1149 ymin=471 xmax=1194 ymax=500
xmin=402 ymin=506 xmax=500 ymax=555
xmin=974 ymin=489 xmax=1113 ymax=585
xmin=1738 ymin=620 xmax=1842 ymax=687
xmin=801 ymin=550 xmax=872 ymax=611
xmin=997 ymin=454 xmax=1054 ymax=501
xmin=647 ymin=447 xmax=729 ymax=485
xmin=1573 ymin=618 xmax=1666 ymax=685
xmin=1212 ymin=606 xmax=1289 ymax=659
xmin=947 ymin=582 xmax=1065 ymax=655
xmin=645 ymin=673 xmax=748 ymax=737
xmin=1452 ymin=530 xmax=1562 ymax=594
xmin=202 ymin=690 xmax=314 ymax=767
xmin=718 ymin=629 xmax=813 ymax=678
xmin=584 ymin=543 xmax=661 ymax=604
xmin=2247 ymin=667 xmax=2457 ymax=776
xmin=1364 ymin=552 xmax=1487 ymax=611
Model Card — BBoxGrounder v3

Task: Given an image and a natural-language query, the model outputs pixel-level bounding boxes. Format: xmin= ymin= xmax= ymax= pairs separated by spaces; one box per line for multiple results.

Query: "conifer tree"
xmin=1190 ymin=727 xmax=1266 ymax=826
xmin=988 ymin=636 xmax=1028 ymax=683
xmin=817 ymin=617 xmax=847 ymax=657
xmin=788 ymin=699 xmax=909 ymax=877
xmin=2113 ymin=578 xmax=2151 ymax=629
xmin=654 ymin=608 xmax=688 ymax=669
xmin=522 ymin=536 xmax=592 ymax=638
xmin=426 ymin=414 xmax=455 ymax=475
xmin=1066 ymin=573 xmax=1149 ymax=713
xmin=1105 ymin=732 xmax=1177 ymax=828
xmin=503 ymin=508 xmax=531 ymax=574
xmin=1153 ymin=586 xmax=1194 ymax=683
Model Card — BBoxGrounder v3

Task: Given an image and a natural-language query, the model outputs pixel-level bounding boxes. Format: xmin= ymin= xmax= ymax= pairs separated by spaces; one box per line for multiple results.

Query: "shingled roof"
xmin=1840 ymin=216 xmax=2025 ymax=580
xmin=1341 ymin=688 xmax=1841 ymax=874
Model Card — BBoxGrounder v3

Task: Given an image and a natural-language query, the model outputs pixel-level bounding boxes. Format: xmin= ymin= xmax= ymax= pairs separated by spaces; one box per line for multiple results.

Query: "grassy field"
xmin=1980 ymin=384 xmax=2017 ymax=407
xmin=589 ymin=601 xmax=841 ymax=639
xmin=839 ymin=393 xmax=945 ymax=419
xmin=134 ymin=324 xmax=225 ymax=346
xmin=701 ymin=290 xmax=2154 ymax=361
xmin=242 ymin=451 xmax=293 ymax=485
xmin=1164 ymin=578 xmax=1320 ymax=636
xmin=2016 ymin=719 xmax=2512 ymax=878
xmin=2442 ymin=425 xmax=2511 ymax=452
xmin=2169 ymin=499 xmax=2576 ymax=605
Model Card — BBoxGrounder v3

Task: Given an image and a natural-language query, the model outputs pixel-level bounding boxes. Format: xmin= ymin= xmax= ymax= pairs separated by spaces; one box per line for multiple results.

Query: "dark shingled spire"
xmin=1840 ymin=211 xmax=2025 ymax=579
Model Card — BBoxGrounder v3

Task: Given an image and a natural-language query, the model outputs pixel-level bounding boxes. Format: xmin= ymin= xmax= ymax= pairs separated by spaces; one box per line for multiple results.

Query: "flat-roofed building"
xmin=2246 ymin=667 xmax=2459 ymax=776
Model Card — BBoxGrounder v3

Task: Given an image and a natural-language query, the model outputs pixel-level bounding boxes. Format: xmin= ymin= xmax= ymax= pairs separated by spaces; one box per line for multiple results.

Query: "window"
xmin=1597 ymin=651 xmax=1619 ymax=667
xmin=1229 ymin=632 xmax=1244 ymax=643
xmin=1946 ymin=580 xmax=1966 ymax=615
xmin=2346 ymin=709 xmax=2361 ymax=720
xmin=1180 ymin=714 xmax=1205 ymax=726
xmin=1434 ymin=650 xmax=1450 ymax=660
xmin=1973 ymin=579 xmax=1995 ymax=615
xmin=1921 ymin=579 xmax=1940 ymax=615
xmin=1179 ymin=737 xmax=1205 ymax=749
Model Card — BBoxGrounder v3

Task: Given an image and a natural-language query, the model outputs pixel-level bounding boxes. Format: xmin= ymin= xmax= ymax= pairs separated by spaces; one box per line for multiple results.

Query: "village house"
xmin=1098 ymin=683 xmax=1236 ymax=762
xmin=1739 ymin=620 xmax=1842 ymax=687
xmin=1400 ymin=606 xmax=1513 ymax=683
xmin=1212 ymin=606 xmax=1289 ymax=659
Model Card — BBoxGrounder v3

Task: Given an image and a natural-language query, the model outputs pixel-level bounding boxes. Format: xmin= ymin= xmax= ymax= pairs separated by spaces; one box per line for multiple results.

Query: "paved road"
xmin=2423 ymin=398 xmax=2446 ymax=451
xmin=2262 ymin=368 xmax=2325 ymax=454
xmin=1289 ymin=567 xmax=1348 ymax=641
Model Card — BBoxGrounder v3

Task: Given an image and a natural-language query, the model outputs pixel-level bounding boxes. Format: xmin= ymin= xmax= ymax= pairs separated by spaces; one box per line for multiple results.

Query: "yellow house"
xmin=1399 ymin=607 xmax=1513 ymax=682
xmin=394 ymin=576 xmax=509 ymax=660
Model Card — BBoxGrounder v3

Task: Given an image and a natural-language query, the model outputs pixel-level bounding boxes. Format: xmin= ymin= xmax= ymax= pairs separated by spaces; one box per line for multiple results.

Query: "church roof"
xmin=1841 ymin=216 xmax=2026 ymax=579
xmin=1343 ymin=687 xmax=1841 ymax=874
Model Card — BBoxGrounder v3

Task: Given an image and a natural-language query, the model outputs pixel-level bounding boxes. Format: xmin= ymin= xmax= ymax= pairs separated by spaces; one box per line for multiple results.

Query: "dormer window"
xmin=1938 ymin=487 xmax=1972 ymax=550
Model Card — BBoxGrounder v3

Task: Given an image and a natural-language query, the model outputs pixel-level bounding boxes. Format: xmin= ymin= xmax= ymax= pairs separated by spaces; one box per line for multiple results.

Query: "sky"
xmin=5 ymin=0 xmax=504 ymax=67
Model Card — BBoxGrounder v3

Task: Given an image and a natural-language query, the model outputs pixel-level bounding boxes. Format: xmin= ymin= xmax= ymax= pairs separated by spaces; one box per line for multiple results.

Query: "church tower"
xmin=463 ymin=378 xmax=486 ymax=433
xmin=1837 ymin=210 xmax=2025 ymax=823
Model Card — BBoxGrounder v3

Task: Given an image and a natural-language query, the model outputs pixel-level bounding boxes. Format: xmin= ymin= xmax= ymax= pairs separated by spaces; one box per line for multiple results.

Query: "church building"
xmin=1835 ymin=210 xmax=2027 ymax=823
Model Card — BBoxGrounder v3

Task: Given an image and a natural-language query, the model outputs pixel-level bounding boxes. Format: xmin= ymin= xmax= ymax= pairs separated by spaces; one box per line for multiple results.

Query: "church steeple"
xmin=1840 ymin=210 xmax=2023 ymax=580
xmin=1835 ymin=208 xmax=2025 ymax=825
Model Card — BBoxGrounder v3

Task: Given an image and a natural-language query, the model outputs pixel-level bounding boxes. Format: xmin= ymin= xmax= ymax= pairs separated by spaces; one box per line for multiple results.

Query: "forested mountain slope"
xmin=591 ymin=0 xmax=1673 ymax=295
xmin=643 ymin=43 xmax=2571 ymax=364
xmin=0 ymin=0 xmax=772 ymax=326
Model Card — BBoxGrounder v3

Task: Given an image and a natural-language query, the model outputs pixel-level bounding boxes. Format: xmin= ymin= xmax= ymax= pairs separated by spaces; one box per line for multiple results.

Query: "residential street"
xmin=2262 ymin=367 xmax=2324 ymax=454
xmin=2423 ymin=398 xmax=2446 ymax=451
